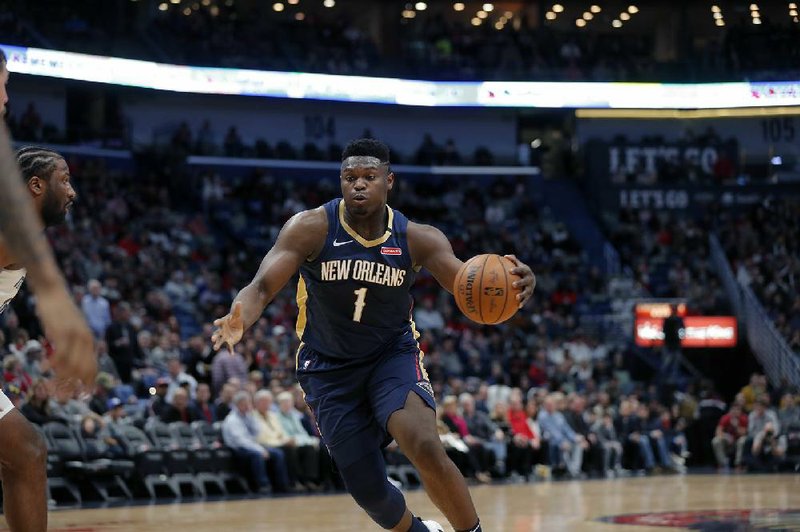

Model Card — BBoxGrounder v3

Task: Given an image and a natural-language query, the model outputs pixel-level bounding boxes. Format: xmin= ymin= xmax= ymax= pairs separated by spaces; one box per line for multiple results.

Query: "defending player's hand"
xmin=504 ymin=254 xmax=536 ymax=308
xmin=212 ymin=301 xmax=245 ymax=352
xmin=37 ymin=284 xmax=97 ymax=386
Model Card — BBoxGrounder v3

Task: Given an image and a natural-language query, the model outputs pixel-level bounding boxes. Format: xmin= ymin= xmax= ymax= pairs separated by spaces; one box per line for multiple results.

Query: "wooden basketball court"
xmin=5 ymin=474 xmax=798 ymax=531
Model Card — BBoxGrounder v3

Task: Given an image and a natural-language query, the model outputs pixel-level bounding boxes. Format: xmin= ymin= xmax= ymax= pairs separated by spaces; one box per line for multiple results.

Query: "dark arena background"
xmin=1 ymin=0 xmax=799 ymax=530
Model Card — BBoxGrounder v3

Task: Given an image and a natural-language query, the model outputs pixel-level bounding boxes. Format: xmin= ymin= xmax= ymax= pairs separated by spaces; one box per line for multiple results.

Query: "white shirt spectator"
xmin=82 ymin=280 xmax=112 ymax=338
xmin=222 ymin=409 xmax=264 ymax=454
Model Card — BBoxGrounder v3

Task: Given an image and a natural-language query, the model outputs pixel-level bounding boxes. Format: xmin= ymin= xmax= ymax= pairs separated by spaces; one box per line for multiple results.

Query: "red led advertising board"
xmin=635 ymin=316 xmax=738 ymax=348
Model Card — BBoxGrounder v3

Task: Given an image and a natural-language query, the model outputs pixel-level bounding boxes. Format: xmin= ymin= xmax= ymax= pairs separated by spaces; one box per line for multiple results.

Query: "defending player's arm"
xmin=407 ymin=221 xmax=536 ymax=308
xmin=212 ymin=208 xmax=327 ymax=351
xmin=0 ymin=124 xmax=96 ymax=385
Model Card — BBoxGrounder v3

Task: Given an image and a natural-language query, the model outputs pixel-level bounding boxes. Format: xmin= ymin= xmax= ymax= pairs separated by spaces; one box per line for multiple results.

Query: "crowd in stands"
xmin=601 ymin=208 xmax=728 ymax=313
xmin=718 ymin=199 xmax=800 ymax=355
xmin=711 ymin=373 xmax=800 ymax=472
xmin=1 ymin=149 xmax=798 ymax=502
xmin=3 ymin=1 xmax=800 ymax=82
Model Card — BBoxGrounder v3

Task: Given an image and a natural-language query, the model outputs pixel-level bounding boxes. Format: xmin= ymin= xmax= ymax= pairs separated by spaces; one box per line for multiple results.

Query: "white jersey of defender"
xmin=0 ymin=267 xmax=26 ymax=315
xmin=0 ymin=267 xmax=26 ymax=420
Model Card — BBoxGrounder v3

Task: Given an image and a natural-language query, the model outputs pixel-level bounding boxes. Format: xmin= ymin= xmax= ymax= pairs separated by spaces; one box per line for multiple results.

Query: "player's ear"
xmin=27 ymin=176 xmax=44 ymax=197
xmin=386 ymin=171 xmax=394 ymax=191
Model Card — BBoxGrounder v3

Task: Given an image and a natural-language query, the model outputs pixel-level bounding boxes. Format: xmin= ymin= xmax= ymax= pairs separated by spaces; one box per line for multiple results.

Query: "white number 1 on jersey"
xmin=352 ymin=287 xmax=368 ymax=322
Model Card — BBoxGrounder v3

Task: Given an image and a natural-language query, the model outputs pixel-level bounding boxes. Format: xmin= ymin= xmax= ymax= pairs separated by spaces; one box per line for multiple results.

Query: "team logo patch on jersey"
xmin=381 ymin=247 xmax=402 ymax=256
xmin=416 ymin=381 xmax=434 ymax=398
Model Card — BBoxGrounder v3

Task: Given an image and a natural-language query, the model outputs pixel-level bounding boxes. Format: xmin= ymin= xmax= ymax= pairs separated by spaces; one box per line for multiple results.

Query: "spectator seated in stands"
xmin=712 ymin=403 xmax=748 ymax=471
xmin=254 ymin=390 xmax=317 ymax=492
xmin=592 ymin=412 xmax=623 ymax=477
xmin=20 ymin=378 xmax=62 ymax=426
xmin=564 ymin=395 xmax=604 ymax=477
xmin=192 ymin=382 xmax=216 ymax=424
xmin=222 ymin=391 xmax=289 ymax=494
xmin=160 ymin=387 xmax=200 ymax=424
xmin=214 ymin=381 xmax=237 ymax=421
xmin=80 ymin=412 xmax=125 ymax=459
xmin=148 ymin=377 xmax=170 ymax=419
xmin=165 ymin=355 xmax=198 ymax=402
xmin=538 ymin=393 xmax=586 ymax=478
xmin=459 ymin=392 xmax=507 ymax=477
xmin=49 ymin=380 xmax=92 ymax=424
xmin=739 ymin=397 xmax=782 ymax=471
xmin=440 ymin=395 xmax=492 ymax=484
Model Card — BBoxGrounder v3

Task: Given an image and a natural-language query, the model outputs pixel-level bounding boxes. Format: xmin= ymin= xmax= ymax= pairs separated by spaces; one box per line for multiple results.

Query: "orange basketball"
xmin=454 ymin=254 xmax=522 ymax=325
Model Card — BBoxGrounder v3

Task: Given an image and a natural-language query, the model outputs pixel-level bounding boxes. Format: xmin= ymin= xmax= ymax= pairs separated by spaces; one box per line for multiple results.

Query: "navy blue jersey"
xmin=296 ymin=198 xmax=418 ymax=360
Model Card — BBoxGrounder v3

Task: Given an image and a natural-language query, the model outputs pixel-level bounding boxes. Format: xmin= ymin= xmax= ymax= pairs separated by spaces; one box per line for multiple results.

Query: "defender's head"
xmin=340 ymin=138 xmax=393 ymax=217
xmin=16 ymin=147 xmax=76 ymax=227
xmin=0 ymin=48 xmax=7 ymax=117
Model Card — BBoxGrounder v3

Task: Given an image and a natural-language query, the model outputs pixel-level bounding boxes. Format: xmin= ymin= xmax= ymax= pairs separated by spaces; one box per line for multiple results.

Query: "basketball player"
xmin=213 ymin=138 xmax=535 ymax=532
xmin=0 ymin=48 xmax=96 ymax=532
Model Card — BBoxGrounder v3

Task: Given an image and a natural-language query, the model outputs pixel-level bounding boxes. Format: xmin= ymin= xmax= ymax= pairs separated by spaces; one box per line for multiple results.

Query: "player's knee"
xmin=349 ymin=473 xmax=390 ymax=507
xmin=23 ymin=430 xmax=48 ymax=470
xmin=10 ymin=429 xmax=47 ymax=474
xmin=405 ymin=435 xmax=447 ymax=473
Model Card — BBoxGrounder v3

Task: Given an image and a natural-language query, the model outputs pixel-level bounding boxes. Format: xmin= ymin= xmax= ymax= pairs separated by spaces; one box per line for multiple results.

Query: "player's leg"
xmin=388 ymin=391 xmax=480 ymax=532
xmin=0 ymin=406 xmax=48 ymax=532
xmin=297 ymin=347 xmax=430 ymax=531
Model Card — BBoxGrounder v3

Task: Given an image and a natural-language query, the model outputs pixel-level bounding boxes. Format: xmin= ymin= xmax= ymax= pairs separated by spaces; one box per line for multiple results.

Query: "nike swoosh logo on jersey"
xmin=333 ymin=239 xmax=353 ymax=247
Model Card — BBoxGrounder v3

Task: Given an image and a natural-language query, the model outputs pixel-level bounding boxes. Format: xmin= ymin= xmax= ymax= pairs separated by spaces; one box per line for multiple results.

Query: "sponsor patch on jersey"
xmin=597 ymin=509 xmax=800 ymax=530
xmin=381 ymin=246 xmax=402 ymax=256
xmin=416 ymin=381 xmax=434 ymax=398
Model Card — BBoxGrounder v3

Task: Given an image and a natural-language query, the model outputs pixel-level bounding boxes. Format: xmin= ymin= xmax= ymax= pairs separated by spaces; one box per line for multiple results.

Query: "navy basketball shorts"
xmin=296 ymin=331 xmax=436 ymax=469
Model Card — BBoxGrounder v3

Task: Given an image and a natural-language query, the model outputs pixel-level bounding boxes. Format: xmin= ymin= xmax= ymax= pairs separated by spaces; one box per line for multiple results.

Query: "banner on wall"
xmin=584 ymin=140 xmax=740 ymax=181
xmin=3 ymin=43 xmax=800 ymax=108
xmin=635 ymin=316 xmax=738 ymax=348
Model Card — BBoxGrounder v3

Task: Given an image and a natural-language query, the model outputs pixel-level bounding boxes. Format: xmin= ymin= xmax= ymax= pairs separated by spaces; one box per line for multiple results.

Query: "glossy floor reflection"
xmin=7 ymin=474 xmax=799 ymax=531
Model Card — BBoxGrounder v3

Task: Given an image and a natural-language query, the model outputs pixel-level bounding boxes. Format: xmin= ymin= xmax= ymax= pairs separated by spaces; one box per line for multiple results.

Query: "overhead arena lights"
xmin=712 ymin=5 xmax=725 ymax=27
xmin=576 ymin=9 xmax=595 ymax=27
xmin=750 ymin=3 xmax=761 ymax=24
xmin=495 ymin=11 xmax=512 ymax=31
xmin=790 ymin=2 xmax=799 ymax=22
xmin=453 ymin=2 xmax=465 ymax=11
xmin=612 ymin=5 xmax=639 ymax=28
xmin=546 ymin=3 xmax=563 ymax=22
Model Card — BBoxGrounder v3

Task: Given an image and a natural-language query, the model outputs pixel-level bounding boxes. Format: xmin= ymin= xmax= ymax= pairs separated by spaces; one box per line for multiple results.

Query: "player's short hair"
xmin=342 ymin=138 xmax=390 ymax=164
xmin=16 ymin=146 xmax=64 ymax=182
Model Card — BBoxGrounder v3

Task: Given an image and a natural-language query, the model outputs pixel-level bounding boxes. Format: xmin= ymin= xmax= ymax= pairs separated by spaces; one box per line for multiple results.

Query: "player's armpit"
xmin=407 ymin=221 xmax=463 ymax=295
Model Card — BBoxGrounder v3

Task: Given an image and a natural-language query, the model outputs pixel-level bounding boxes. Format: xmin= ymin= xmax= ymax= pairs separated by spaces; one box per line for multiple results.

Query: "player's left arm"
xmin=407 ymin=221 xmax=536 ymax=308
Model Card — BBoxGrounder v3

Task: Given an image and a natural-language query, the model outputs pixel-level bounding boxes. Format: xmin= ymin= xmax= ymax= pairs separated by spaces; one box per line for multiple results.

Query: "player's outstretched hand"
xmin=212 ymin=301 xmax=244 ymax=352
xmin=504 ymin=254 xmax=536 ymax=308
xmin=37 ymin=284 xmax=97 ymax=386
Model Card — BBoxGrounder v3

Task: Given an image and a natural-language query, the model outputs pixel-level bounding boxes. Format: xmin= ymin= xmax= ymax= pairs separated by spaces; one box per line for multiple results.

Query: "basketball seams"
xmin=495 ymin=256 xmax=511 ymax=325
xmin=476 ymin=254 xmax=489 ymax=324
xmin=486 ymin=254 xmax=501 ymax=324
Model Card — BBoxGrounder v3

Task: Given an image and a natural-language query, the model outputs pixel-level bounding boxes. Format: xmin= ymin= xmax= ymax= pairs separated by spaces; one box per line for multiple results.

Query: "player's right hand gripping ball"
xmin=454 ymin=254 xmax=521 ymax=325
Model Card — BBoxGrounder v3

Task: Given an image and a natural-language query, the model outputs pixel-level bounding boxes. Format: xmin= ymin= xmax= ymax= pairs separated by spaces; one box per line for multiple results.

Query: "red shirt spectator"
xmin=718 ymin=409 xmax=748 ymax=439
xmin=508 ymin=405 xmax=534 ymax=440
